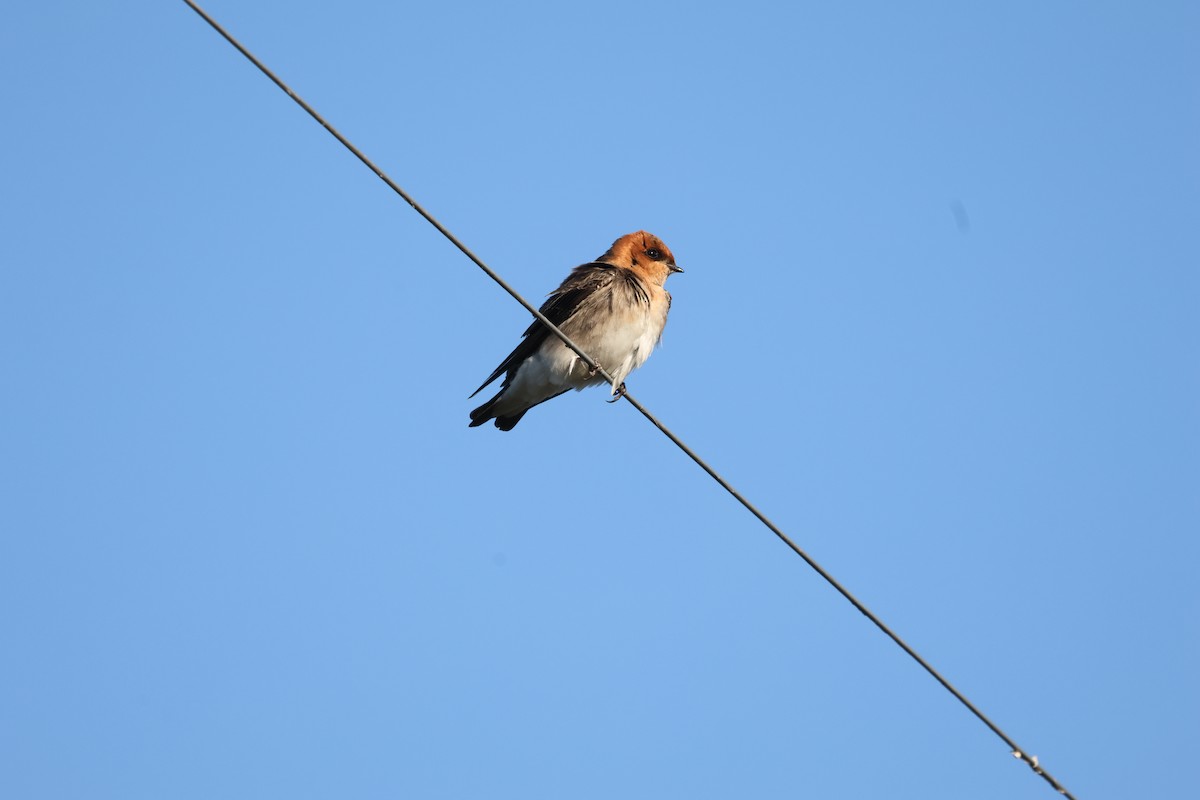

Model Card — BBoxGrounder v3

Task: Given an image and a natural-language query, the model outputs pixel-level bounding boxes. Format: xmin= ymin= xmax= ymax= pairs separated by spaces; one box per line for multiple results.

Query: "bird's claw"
xmin=586 ymin=361 xmax=603 ymax=379
xmin=606 ymin=382 xmax=627 ymax=403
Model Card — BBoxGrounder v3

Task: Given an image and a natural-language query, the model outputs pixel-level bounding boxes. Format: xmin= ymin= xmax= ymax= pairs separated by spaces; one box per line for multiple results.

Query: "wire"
xmin=180 ymin=2 xmax=1077 ymax=797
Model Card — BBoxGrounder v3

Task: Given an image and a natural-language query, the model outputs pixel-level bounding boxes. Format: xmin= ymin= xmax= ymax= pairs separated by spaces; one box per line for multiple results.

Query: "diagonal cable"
xmin=180 ymin=2 xmax=1076 ymax=797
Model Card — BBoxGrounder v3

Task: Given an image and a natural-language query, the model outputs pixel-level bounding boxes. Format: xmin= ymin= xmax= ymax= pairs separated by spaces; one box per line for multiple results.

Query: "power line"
xmin=180 ymin=2 xmax=1076 ymax=796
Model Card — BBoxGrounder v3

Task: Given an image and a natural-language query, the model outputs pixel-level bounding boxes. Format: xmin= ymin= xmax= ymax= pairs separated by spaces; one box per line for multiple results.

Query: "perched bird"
xmin=469 ymin=231 xmax=683 ymax=431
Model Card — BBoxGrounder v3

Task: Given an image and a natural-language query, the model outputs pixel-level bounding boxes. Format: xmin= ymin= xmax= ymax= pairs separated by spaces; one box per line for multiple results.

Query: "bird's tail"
xmin=468 ymin=391 xmax=526 ymax=431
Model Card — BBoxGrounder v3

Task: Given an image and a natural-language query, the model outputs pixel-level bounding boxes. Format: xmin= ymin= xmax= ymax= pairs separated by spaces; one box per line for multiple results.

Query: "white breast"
xmin=530 ymin=276 xmax=670 ymax=394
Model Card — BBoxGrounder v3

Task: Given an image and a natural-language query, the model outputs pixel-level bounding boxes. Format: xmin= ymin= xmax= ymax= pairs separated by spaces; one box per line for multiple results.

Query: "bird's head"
xmin=601 ymin=231 xmax=683 ymax=284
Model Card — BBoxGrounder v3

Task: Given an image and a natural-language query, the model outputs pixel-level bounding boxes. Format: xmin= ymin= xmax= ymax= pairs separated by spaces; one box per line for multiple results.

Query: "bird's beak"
xmin=669 ymin=263 xmax=684 ymax=274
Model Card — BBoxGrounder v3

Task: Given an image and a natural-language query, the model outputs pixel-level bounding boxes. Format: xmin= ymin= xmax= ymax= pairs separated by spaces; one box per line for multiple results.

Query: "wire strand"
xmin=181 ymin=3 xmax=1076 ymax=797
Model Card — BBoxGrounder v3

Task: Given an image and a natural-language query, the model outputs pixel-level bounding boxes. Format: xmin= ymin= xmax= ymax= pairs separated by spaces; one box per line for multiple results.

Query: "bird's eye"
xmin=646 ymin=248 xmax=662 ymax=259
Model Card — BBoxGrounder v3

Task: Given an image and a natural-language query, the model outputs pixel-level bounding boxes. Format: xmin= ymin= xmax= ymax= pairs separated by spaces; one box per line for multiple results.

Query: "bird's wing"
xmin=470 ymin=263 xmax=615 ymax=397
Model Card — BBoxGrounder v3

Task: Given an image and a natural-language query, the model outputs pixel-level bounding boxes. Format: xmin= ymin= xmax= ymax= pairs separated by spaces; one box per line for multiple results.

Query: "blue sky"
xmin=2 ymin=2 xmax=1197 ymax=798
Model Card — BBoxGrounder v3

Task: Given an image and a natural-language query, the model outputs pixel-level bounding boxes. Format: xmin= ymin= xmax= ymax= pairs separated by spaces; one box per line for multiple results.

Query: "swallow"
xmin=469 ymin=231 xmax=683 ymax=431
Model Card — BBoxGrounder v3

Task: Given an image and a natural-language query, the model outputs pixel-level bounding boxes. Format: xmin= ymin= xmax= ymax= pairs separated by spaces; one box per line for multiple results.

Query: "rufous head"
xmin=600 ymin=231 xmax=683 ymax=284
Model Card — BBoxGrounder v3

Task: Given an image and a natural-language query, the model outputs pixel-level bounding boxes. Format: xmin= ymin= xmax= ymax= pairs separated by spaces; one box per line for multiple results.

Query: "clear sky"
xmin=2 ymin=2 xmax=1197 ymax=798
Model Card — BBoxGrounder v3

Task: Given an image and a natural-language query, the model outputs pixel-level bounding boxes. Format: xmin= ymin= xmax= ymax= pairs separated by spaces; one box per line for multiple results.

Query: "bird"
xmin=469 ymin=231 xmax=683 ymax=431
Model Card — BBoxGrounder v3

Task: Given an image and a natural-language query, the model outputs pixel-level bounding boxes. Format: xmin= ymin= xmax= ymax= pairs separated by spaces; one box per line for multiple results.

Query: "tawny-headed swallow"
xmin=469 ymin=231 xmax=682 ymax=431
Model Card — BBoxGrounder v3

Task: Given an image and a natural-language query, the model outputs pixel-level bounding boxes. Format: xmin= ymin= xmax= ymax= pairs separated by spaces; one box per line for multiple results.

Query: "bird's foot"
xmin=606 ymin=382 xmax=627 ymax=403
xmin=586 ymin=361 xmax=604 ymax=379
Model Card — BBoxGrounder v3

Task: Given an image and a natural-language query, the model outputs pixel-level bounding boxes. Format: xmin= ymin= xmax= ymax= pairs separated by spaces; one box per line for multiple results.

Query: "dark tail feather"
xmin=494 ymin=412 xmax=526 ymax=431
xmin=469 ymin=388 xmax=570 ymax=431
xmin=468 ymin=394 xmax=497 ymax=427
xmin=468 ymin=391 xmax=526 ymax=431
